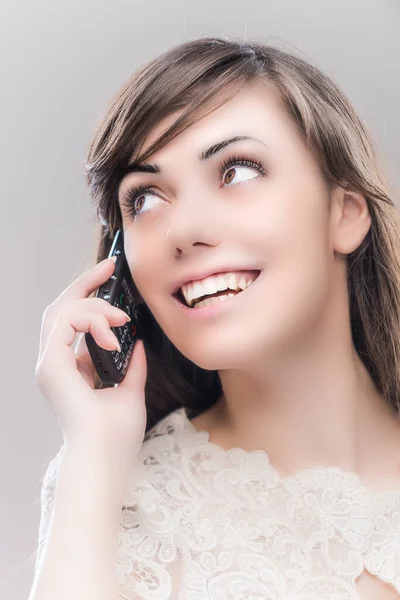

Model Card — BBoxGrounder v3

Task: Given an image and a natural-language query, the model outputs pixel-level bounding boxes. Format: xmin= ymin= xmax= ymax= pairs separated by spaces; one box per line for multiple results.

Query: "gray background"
xmin=1 ymin=0 xmax=399 ymax=598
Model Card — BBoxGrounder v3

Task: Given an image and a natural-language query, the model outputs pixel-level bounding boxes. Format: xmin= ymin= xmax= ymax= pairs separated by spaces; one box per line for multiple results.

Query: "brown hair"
xmin=84 ymin=36 xmax=400 ymax=433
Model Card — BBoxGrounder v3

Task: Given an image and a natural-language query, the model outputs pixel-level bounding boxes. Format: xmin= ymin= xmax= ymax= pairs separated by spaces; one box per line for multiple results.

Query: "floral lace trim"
xmin=114 ymin=407 xmax=400 ymax=597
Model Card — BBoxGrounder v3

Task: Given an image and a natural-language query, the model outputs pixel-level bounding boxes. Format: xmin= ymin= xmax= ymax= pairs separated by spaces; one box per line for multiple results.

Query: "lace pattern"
xmin=36 ymin=408 xmax=400 ymax=599
xmin=118 ymin=407 xmax=400 ymax=599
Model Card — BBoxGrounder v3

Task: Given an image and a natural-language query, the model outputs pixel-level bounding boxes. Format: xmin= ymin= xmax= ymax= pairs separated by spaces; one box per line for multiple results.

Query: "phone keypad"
xmin=101 ymin=267 xmax=138 ymax=377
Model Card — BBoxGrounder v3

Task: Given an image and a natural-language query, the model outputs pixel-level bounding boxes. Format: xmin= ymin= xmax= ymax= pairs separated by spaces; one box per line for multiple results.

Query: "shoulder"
xmin=116 ymin=409 xmax=194 ymax=594
xmin=117 ymin=407 xmax=199 ymax=556
xmin=122 ymin=407 xmax=195 ymax=498
xmin=143 ymin=406 xmax=190 ymax=444
xmin=140 ymin=406 xmax=193 ymax=460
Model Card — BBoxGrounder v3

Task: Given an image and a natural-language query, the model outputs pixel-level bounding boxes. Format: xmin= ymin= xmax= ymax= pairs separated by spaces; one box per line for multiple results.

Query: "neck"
xmin=209 ymin=305 xmax=400 ymax=492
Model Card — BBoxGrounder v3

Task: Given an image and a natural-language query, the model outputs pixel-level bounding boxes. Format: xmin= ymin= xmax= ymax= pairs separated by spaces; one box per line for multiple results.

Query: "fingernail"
xmin=110 ymin=256 xmax=117 ymax=263
xmin=117 ymin=309 xmax=131 ymax=321
xmin=111 ymin=332 xmax=121 ymax=352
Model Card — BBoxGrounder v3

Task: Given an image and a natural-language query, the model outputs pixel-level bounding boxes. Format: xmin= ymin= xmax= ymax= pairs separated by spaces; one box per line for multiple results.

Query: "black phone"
xmin=85 ymin=229 xmax=143 ymax=386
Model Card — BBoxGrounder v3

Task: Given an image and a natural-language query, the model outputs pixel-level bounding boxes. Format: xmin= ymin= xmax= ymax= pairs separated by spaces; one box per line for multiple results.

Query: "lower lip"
xmin=172 ymin=270 xmax=263 ymax=319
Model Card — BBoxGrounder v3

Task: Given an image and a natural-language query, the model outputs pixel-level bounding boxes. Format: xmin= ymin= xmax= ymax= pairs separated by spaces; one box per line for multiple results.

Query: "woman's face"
xmin=117 ymin=84 xmax=337 ymax=371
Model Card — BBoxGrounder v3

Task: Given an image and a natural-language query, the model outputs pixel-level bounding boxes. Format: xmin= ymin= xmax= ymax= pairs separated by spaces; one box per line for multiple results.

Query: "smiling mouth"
xmin=173 ymin=270 xmax=262 ymax=308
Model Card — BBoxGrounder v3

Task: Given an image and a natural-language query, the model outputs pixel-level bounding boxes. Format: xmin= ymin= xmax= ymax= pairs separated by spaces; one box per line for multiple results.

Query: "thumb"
xmin=117 ymin=338 xmax=147 ymax=394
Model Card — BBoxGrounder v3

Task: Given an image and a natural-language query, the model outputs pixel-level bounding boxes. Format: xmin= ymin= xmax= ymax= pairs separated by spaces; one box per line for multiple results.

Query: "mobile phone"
xmin=85 ymin=229 xmax=143 ymax=385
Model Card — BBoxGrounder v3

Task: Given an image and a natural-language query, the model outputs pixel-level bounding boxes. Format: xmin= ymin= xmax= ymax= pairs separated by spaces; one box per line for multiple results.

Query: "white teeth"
xmin=193 ymin=292 xmax=237 ymax=308
xmin=180 ymin=271 xmax=258 ymax=308
xmin=228 ymin=273 xmax=237 ymax=290
xmin=203 ymin=277 xmax=218 ymax=296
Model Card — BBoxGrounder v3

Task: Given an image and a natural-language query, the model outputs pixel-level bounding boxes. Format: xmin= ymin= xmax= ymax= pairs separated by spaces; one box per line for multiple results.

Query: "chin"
xmin=176 ymin=339 xmax=257 ymax=372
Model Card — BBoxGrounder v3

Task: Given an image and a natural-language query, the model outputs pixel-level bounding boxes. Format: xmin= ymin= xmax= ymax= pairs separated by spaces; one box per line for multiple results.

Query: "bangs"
xmin=128 ymin=76 xmax=253 ymax=170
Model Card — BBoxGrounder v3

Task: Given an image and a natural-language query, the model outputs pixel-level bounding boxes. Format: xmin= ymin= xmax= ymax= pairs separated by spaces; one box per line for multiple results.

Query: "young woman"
xmin=29 ymin=37 xmax=400 ymax=600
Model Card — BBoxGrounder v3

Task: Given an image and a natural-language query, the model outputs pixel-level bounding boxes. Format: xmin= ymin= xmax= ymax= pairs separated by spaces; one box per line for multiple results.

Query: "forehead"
xmin=130 ymin=83 xmax=301 ymax=163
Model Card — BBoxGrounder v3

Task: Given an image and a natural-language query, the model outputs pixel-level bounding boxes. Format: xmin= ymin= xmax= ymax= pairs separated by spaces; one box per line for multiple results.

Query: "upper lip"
xmin=170 ymin=265 xmax=262 ymax=295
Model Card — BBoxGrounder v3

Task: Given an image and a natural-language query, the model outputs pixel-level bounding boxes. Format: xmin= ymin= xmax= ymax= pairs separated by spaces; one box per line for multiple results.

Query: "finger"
xmin=49 ymin=311 xmax=121 ymax=353
xmin=116 ymin=338 xmax=147 ymax=395
xmin=55 ymin=257 xmax=117 ymax=303
xmin=36 ymin=311 xmax=123 ymax=401
xmin=39 ymin=298 xmax=129 ymax=358
xmin=74 ymin=332 xmax=97 ymax=388
xmin=38 ymin=257 xmax=118 ymax=358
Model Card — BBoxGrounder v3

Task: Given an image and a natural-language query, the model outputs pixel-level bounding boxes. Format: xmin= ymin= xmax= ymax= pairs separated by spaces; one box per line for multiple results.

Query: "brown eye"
xmin=217 ymin=154 xmax=267 ymax=188
xmin=136 ymin=197 xmax=145 ymax=212
xmin=120 ymin=184 xmax=162 ymax=219
xmin=221 ymin=164 xmax=260 ymax=187
xmin=224 ymin=168 xmax=236 ymax=185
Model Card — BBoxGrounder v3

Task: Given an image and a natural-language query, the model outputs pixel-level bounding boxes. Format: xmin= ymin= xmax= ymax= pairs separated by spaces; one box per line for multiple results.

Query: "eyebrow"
xmin=118 ymin=135 xmax=265 ymax=182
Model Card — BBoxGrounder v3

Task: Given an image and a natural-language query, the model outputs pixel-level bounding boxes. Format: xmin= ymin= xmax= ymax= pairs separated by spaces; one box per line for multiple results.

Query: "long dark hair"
xmin=84 ymin=36 xmax=400 ymax=433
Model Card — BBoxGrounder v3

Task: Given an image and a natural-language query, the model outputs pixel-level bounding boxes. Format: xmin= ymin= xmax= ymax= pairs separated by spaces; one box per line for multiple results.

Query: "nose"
xmin=164 ymin=193 xmax=222 ymax=255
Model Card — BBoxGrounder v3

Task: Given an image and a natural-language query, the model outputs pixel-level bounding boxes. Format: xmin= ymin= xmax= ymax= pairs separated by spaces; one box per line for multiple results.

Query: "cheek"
xmin=124 ymin=236 xmax=161 ymax=305
xmin=254 ymin=184 xmax=332 ymax=328
xmin=260 ymin=176 xmax=330 ymax=265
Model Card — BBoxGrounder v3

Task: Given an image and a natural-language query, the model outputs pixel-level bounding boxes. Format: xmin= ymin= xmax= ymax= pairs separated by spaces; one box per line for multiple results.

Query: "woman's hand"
xmin=35 ymin=257 xmax=148 ymax=467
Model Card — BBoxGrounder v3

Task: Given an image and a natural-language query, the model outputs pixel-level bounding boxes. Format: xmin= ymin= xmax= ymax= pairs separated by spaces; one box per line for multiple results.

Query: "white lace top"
xmin=35 ymin=406 xmax=400 ymax=599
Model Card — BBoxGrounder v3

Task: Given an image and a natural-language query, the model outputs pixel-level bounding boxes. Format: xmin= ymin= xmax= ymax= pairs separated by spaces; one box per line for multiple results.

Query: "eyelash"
xmin=120 ymin=153 xmax=268 ymax=219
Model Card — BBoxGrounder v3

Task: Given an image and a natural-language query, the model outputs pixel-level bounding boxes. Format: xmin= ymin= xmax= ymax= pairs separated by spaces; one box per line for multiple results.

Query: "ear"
xmin=330 ymin=187 xmax=372 ymax=255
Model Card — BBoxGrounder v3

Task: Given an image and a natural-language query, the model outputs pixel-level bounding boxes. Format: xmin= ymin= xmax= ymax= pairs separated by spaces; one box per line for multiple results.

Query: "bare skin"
xmin=118 ymin=82 xmax=400 ymax=496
